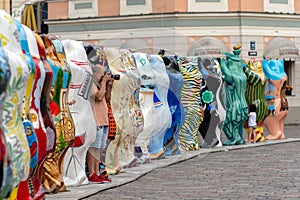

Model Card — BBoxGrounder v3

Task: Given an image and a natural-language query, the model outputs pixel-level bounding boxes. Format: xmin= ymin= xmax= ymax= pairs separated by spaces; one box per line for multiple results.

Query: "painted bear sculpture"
xmin=62 ymin=39 xmax=96 ymax=186
xmin=148 ymin=54 xmax=171 ymax=159
xmin=163 ymin=55 xmax=185 ymax=156
xmin=220 ymin=50 xmax=248 ymax=146
xmin=178 ymin=56 xmax=203 ymax=151
xmin=243 ymin=60 xmax=268 ymax=143
xmin=262 ymin=59 xmax=288 ymax=140
xmin=198 ymin=58 xmax=225 ymax=148
xmin=0 ymin=10 xmax=31 ymax=199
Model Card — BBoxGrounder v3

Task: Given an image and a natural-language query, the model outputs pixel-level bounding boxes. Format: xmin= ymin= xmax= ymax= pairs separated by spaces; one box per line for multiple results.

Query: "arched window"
xmin=264 ymin=37 xmax=299 ymax=96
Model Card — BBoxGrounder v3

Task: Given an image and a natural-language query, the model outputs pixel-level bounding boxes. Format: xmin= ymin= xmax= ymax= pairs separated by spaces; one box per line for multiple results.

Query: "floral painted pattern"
xmin=0 ymin=46 xmax=13 ymax=199
xmin=0 ymin=11 xmax=31 ymax=198
xmin=41 ymin=35 xmax=74 ymax=193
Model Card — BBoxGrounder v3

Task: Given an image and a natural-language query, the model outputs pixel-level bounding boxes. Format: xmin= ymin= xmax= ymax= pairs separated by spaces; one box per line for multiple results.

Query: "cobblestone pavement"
xmin=83 ymin=125 xmax=300 ymax=200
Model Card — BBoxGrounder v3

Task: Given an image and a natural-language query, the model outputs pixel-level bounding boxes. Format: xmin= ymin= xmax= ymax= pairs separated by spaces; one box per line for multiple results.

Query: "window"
xmin=264 ymin=0 xmax=294 ymax=13
xmin=120 ymin=0 xmax=151 ymax=15
xmin=188 ymin=0 xmax=228 ymax=12
xmin=196 ymin=0 xmax=221 ymax=2
xmin=75 ymin=2 xmax=92 ymax=9
xmin=269 ymin=0 xmax=288 ymax=4
xmin=284 ymin=61 xmax=294 ymax=96
xmin=126 ymin=0 xmax=145 ymax=6
xmin=68 ymin=0 xmax=98 ymax=18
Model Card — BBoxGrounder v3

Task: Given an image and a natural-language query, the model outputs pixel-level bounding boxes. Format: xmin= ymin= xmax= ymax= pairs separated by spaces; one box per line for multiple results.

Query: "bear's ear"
xmin=162 ymin=56 xmax=170 ymax=66
xmin=84 ymin=45 xmax=94 ymax=55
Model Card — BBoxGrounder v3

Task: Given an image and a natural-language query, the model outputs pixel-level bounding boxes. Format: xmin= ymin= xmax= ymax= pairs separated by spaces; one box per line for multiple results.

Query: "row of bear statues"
xmin=0 ymin=10 xmax=289 ymax=200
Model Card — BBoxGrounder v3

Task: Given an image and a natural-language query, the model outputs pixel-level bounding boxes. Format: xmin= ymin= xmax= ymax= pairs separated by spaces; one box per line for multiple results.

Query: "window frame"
xmin=188 ymin=0 xmax=228 ymax=12
xmin=74 ymin=2 xmax=93 ymax=9
xmin=195 ymin=0 xmax=221 ymax=2
xmin=120 ymin=0 xmax=152 ymax=15
xmin=284 ymin=60 xmax=295 ymax=96
xmin=126 ymin=0 xmax=146 ymax=6
xmin=264 ymin=0 xmax=294 ymax=13
xmin=68 ymin=0 xmax=98 ymax=18
xmin=269 ymin=0 xmax=288 ymax=4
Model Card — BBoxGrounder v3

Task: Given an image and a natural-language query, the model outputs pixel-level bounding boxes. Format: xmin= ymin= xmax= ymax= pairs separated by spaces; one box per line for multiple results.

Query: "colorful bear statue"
xmin=163 ymin=55 xmax=185 ymax=155
xmin=104 ymin=48 xmax=140 ymax=173
xmin=148 ymin=54 xmax=171 ymax=159
xmin=62 ymin=39 xmax=96 ymax=186
xmin=178 ymin=56 xmax=203 ymax=151
xmin=0 ymin=10 xmax=31 ymax=199
xmin=41 ymin=35 xmax=75 ymax=193
xmin=120 ymin=49 xmax=144 ymax=164
xmin=0 ymin=45 xmax=13 ymax=199
xmin=15 ymin=21 xmax=43 ymax=200
xmin=133 ymin=53 xmax=157 ymax=161
xmin=198 ymin=58 xmax=225 ymax=147
xmin=220 ymin=46 xmax=248 ymax=145
xmin=31 ymin=33 xmax=56 ymax=199
xmin=243 ymin=59 xmax=268 ymax=143
xmin=262 ymin=59 xmax=288 ymax=140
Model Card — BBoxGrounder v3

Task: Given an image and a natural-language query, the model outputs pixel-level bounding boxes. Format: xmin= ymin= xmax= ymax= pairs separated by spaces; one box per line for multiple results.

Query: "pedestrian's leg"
xmin=87 ymin=148 xmax=96 ymax=176
xmin=95 ymin=148 xmax=101 ymax=175
xmin=99 ymin=126 xmax=110 ymax=177
xmin=248 ymin=127 xmax=252 ymax=143
xmin=253 ymin=128 xmax=256 ymax=143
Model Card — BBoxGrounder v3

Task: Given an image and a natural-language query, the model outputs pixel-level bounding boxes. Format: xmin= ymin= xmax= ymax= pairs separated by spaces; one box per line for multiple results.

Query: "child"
xmin=248 ymin=104 xmax=257 ymax=143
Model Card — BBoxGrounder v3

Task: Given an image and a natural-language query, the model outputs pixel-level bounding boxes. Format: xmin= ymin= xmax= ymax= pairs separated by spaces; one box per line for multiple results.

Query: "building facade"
xmin=12 ymin=0 xmax=300 ymax=124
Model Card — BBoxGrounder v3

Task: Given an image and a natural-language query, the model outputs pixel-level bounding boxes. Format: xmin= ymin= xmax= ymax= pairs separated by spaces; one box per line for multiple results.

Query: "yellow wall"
xmin=174 ymin=0 xmax=188 ymax=12
xmin=98 ymin=0 xmax=119 ymax=16
xmin=152 ymin=0 xmax=175 ymax=13
xmin=46 ymin=0 xmax=299 ymax=19
xmin=152 ymin=0 xmax=187 ymax=13
xmin=48 ymin=1 xmax=68 ymax=20
xmin=229 ymin=0 xmax=263 ymax=12
xmin=0 ymin=0 xmax=10 ymax=14
xmin=228 ymin=0 xmax=240 ymax=11
xmin=295 ymin=0 xmax=300 ymax=14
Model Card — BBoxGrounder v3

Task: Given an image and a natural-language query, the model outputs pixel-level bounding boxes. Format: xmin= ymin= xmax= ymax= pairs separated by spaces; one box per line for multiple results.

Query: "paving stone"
xmin=46 ymin=125 xmax=300 ymax=199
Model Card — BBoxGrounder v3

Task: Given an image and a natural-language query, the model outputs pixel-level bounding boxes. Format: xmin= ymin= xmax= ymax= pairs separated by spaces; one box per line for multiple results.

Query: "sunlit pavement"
xmin=46 ymin=125 xmax=300 ymax=200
